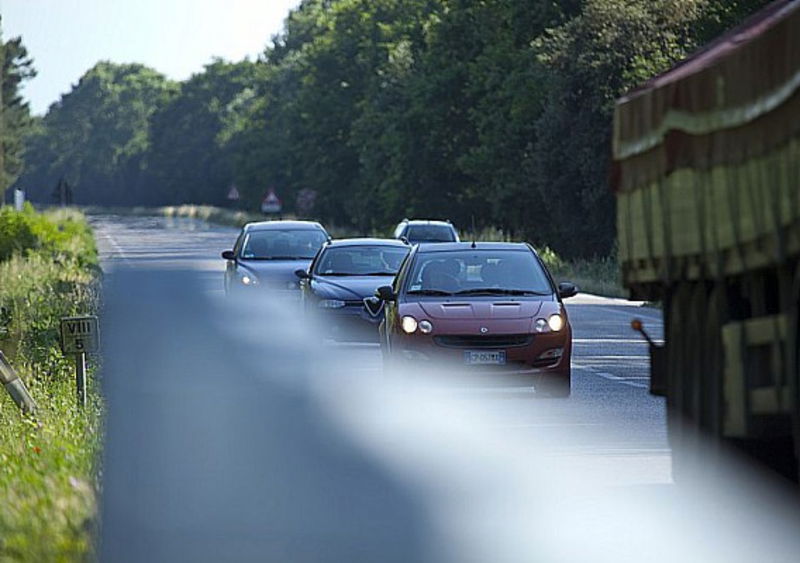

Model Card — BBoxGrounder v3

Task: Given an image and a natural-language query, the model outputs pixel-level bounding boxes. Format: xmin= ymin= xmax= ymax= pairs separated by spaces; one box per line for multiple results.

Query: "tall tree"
xmin=0 ymin=17 xmax=35 ymax=197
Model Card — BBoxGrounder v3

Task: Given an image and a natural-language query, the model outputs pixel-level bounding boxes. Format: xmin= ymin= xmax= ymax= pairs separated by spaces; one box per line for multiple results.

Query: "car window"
xmin=315 ymin=246 xmax=410 ymax=276
xmin=405 ymin=225 xmax=456 ymax=243
xmin=240 ymin=229 xmax=327 ymax=260
xmin=405 ymin=250 xmax=552 ymax=294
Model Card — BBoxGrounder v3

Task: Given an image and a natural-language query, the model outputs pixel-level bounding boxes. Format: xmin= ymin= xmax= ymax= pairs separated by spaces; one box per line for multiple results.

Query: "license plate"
xmin=464 ymin=350 xmax=506 ymax=365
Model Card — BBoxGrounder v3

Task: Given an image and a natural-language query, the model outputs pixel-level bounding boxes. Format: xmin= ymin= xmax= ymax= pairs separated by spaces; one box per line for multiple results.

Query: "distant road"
xmin=91 ymin=214 xmax=669 ymax=486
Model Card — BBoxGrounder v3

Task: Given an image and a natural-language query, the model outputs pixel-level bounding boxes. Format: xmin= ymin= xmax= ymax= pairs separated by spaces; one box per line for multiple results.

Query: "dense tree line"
xmin=16 ymin=0 xmax=771 ymax=257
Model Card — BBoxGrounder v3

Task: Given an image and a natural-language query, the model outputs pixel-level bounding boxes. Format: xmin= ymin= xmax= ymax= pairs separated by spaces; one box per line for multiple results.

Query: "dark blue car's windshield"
xmin=406 ymin=250 xmax=551 ymax=295
xmin=315 ymin=246 xmax=409 ymax=276
xmin=240 ymin=230 xmax=327 ymax=260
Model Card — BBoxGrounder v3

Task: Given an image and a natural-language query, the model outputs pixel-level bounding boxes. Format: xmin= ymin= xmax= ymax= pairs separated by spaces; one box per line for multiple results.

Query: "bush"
xmin=0 ymin=204 xmax=97 ymax=268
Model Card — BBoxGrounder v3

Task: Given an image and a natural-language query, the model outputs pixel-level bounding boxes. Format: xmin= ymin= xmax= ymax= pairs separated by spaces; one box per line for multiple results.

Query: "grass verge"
xmin=0 ymin=205 xmax=101 ymax=560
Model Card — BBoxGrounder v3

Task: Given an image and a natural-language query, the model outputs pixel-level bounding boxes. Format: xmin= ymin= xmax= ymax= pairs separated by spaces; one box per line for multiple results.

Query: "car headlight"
xmin=548 ymin=314 xmax=564 ymax=332
xmin=401 ymin=316 xmax=418 ymax=334
xmin=418 ymin=320 xmax=433 ymax=334
xmin=318 ymin=299 xmax=346 ymax=309
xmin=534 ymin=314 xmax=565 ymax=333
xmin=240 ymin=274 xmax=258 ymax=286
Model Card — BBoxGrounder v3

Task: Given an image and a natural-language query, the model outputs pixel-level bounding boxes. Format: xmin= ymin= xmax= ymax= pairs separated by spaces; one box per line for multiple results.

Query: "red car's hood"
xmin=417 ymin=300 xmax=544 ymax=320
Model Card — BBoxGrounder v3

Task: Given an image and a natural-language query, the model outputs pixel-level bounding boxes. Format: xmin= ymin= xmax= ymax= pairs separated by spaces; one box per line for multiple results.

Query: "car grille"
xmin=433 ymin=334 xmax=533 ymax=349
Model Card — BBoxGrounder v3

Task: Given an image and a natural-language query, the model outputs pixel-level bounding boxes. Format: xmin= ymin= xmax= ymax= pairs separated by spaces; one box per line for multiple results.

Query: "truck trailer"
xmin=613 ymin=0 xmax=800 ymax=479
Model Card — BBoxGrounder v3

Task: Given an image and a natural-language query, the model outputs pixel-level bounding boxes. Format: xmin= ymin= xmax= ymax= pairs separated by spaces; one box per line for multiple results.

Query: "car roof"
xmin=325 ymin=237 xmax=409 ymax=247
xmin=399 ymin=219 xmax=454 ymax=227
xmin=244 ymin=220 xmax=326 ymax=232
xmin=415 ymin=242 xmax=530 ymax=253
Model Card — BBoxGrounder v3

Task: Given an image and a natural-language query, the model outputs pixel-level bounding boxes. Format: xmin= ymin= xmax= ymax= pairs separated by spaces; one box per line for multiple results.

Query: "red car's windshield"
xmin=406 ymin=250 xmax=552 ymax=296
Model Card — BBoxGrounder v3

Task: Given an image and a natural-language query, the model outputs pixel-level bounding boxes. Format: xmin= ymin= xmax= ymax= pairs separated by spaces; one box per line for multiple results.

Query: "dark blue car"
xmin=296 ymin=238 xmax=410 ymax=340
xmin=222 ymin=221 xmax=329 ymax=295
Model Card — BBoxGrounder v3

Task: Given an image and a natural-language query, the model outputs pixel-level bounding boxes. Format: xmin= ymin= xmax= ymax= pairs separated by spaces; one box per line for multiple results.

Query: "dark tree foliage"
xmin=18 ymin=0 xmax=774 ymax=256
xmin=0 ymin=19 xmax=35 ymax=196
xmin=143 ymin=59 xmax=261 ymax=206
xmin=19 ymin=62 xmax=175 ymax=205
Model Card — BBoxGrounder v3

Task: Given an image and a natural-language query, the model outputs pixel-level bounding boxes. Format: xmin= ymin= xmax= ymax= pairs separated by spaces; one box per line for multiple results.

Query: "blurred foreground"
xmin=100 ymin=269 xmax=800 ymax=562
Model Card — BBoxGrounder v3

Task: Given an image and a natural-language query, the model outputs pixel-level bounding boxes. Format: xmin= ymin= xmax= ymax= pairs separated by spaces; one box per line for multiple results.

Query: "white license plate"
xmin=464 ymin=350 xmax=506 ymax=365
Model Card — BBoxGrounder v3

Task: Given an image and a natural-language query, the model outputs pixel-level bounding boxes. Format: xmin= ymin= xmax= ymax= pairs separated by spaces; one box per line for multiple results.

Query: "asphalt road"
xmin=91 ymin=214 xmax=669 ymax=487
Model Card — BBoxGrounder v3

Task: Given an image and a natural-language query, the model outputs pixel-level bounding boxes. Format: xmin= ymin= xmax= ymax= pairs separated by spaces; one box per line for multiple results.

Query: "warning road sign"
xmin=261 ymin=190 xmax=282 ymax=214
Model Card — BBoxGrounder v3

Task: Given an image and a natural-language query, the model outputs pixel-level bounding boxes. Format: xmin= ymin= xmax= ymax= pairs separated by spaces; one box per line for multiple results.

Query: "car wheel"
xmin=537 ymin=371 xmax=571 ymax=398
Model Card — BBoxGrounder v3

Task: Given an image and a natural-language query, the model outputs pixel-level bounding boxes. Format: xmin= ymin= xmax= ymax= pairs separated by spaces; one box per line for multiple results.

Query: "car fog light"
xmin=319 ymin=299 xmax=346 ymax=309
xmin=401 ymin=316 xmax=418 ymax=334
xmin=548 ymin=314 xmax=564 ymax=332
xmin=538 ymin=348 xmax=564 ymax=360
xmin=419 ymin=320 xmax=433 ymax=334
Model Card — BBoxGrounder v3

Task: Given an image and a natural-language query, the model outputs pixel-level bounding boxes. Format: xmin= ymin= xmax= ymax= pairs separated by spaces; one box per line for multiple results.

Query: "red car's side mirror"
xmin=376 ymin=285 xmax=396 ymax=301
xmin=558 ymin=282 xmax=579 ymax=299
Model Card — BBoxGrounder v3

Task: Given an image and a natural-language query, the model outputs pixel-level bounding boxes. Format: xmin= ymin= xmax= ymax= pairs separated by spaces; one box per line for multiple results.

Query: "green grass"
xmin=457 ymin=227 xmax=626 ymax=297
xmin=549 ymin=255 xmax=626 ymax=298
xmin=0 ymin=206 xmax=101 ymax=561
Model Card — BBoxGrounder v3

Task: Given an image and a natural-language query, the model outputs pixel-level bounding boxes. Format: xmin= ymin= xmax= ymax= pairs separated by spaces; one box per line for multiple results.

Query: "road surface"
xmin=91 ymin=214 xmax=669 ymax=486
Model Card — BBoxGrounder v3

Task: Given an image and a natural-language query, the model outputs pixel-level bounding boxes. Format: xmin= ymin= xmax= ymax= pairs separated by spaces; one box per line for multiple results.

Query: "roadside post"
xmin=13 ymin=189 xmax=24 ymax=211
xmin=60 ymin=316 xmax=99 ymax=408
xmin=226 ymin=184 xmax=240 ymax=209
xmin=0 ymin=350 xmax=37 ymax=414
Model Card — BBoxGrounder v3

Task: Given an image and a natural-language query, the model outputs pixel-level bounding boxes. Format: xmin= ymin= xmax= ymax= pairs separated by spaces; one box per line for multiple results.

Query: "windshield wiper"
xmin=362 ymin=272 xmax=397 ymax=276
xmin=454 ymin=288 xmax=549 ymax=296
xmin=407 ymin=289 xmax=454 ymax=296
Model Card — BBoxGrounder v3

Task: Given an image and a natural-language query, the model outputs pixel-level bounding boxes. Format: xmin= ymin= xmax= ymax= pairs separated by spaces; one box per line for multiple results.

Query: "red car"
xmin=376 ymin=242 xmax=577 ymax=396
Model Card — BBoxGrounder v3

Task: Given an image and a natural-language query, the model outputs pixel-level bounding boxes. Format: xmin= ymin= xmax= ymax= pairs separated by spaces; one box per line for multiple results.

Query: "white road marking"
xmin=573 ymin=338 xmax=663 ymax=345
xmin=573 ymin=364 xmax=649 ymax=388
xmin=576 ymin=355 xmax=650 ymax=360
xmin=98 ymin=229 xmax=131 ymax=265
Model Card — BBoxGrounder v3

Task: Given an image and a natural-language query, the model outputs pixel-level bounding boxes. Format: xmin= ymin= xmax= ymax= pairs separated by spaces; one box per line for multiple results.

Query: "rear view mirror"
xmin=376 ymin=285 xmax=396 ymax=301
xmin=295 ymin=269 xmax=311 ymax=280
xmin=558 ymin=282 xmax=579 ymax=299
xmin=221 ymin=250 xmax=236 ymax=260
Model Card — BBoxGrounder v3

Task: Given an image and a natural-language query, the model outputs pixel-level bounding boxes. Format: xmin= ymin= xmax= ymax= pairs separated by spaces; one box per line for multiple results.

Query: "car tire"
xmin=537 ymin=372 xmax=571 ymax=398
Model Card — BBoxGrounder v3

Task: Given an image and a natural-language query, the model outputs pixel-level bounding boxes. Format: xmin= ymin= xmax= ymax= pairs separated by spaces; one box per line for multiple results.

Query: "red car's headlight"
xmin=401 ymin=316 xmax=418 ymax=334
xmin=535 ymin=314 xmax=564 ymax=333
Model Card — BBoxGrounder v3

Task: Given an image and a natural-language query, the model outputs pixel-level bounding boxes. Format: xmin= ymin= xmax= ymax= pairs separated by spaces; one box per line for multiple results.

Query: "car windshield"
xmin=405 ymin=225 xmax=457 ymax=243
xmin=406 ymin=249 xmax=552 ymax=295
xmin=315 ymin=245 xmax=409 ymax=276
xmin=240 ymin=229 xmax=327 ymax=260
